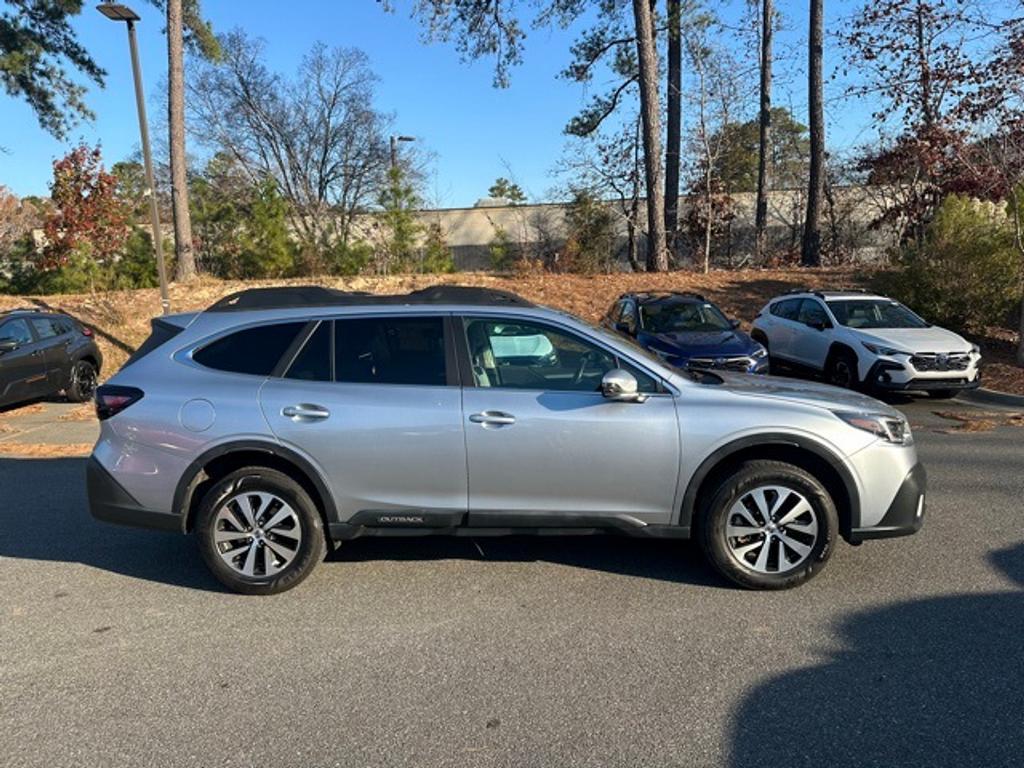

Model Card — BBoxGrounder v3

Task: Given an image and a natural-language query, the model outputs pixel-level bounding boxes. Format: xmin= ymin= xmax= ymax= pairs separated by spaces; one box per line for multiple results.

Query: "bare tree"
xmin=633 ymin=0 xmax=668 ymax=270
xmin=754 ymin=0 xmax=774 ymax=260
xmin=801 ymin=0 xmax=825 ymax=266
xmin=665 ymin=0 xmax=683 ymax=247
xmin=190 ymin=33 xmax=390 ymax=272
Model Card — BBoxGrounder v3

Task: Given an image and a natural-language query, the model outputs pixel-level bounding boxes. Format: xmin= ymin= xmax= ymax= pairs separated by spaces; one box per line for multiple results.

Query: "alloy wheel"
xmin=830 ymin=359 xmax=854 ymax=388
xmin=74 ymin=362 xmax=97 ymax=399
xmin=724 ymin=485 xmax=819 ymax=574
xmin=213 ymin=491 xmax=304 ymax=578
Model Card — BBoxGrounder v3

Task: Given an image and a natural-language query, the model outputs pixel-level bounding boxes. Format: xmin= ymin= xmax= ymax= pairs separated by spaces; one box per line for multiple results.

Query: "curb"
xmin=956 ymin=387 xmax=1024 ymax=410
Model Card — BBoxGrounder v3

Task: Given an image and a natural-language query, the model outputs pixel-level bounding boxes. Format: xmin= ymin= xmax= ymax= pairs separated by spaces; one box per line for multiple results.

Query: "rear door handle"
xmin=282 ymin=403 xmax=330 ymax=421
xmin=469 ymin=411 xmax=516 ymax=427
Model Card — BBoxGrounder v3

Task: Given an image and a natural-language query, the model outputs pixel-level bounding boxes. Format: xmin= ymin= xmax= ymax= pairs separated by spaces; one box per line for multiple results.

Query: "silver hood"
xmin=706 ymin=372 xmax=901 ymax=417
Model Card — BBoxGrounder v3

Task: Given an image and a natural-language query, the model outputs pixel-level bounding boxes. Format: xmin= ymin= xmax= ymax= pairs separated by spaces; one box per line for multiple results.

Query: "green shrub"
xmin=325 ymin=240 xmax=372 ymax=276
xmin=879 ymin=195 xmax=1022 ymax=332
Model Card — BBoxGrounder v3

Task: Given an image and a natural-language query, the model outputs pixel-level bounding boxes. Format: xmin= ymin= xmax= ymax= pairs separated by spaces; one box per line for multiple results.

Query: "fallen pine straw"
xmin=933 ymin=410 xmax=1024 ymax=434
xmin=59 ymin=405 xmax=96 ymax=422
xmin=0 ymin=442 xmax=92 ymax=457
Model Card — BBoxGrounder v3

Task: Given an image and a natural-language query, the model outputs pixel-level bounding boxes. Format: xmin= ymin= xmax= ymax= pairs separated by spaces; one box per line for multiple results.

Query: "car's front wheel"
xmin=196 ymin=467 xmax=326 ymax=595
xmin=825 ymin=349 xmax=859 ymax=390
xmin=698 ymin=460 xmax=839 ymax=589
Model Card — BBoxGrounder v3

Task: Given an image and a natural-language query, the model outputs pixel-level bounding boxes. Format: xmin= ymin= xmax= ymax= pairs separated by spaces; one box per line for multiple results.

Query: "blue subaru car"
xmin=603 ymin=292 xmax=769 ymax=374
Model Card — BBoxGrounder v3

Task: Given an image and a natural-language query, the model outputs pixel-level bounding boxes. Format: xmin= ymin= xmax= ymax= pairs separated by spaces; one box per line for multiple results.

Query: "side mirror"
xmin=809 ymin=319 xmax=829 ymax=331
xmin=729 ymin=319 xmax=741 ymax=329
xmin=601 ymin=368 xmax=648 ymax=403
xmin=0 ymin=339 xmax=18 ymax=354
xmin=614 ymin=321 xmax=633 ymax=336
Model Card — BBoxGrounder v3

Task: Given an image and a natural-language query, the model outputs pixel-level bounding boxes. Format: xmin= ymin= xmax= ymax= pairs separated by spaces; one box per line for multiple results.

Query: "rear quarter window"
xmin=193 ymin=322 xmax=306 ymax=376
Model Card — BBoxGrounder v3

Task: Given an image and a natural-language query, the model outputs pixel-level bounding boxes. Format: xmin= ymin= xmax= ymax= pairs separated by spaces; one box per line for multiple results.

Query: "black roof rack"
xmin=630 ymin=290 xmax=707 ymax=303
xmin=1 ymin=307 xmax=44 ymax=315
xmin=779 ymin=288 xmax=825 ymax=299
xmin=207 ymin=285 xmax=533 ymax=313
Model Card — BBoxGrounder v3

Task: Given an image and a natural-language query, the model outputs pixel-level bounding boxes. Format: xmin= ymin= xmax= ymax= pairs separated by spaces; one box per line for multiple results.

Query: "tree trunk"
xmin=801 ymin=0 xmax=825 ymax=267
xmin=754 ymin=0 xmax=773 ymax=261
xmin=632 ymin=0 xmax=668 ymax=272
xmin=168 ymin=0 xmax=197 ymax=282
xmin=664 ymin=0 xmax=682 ymax=257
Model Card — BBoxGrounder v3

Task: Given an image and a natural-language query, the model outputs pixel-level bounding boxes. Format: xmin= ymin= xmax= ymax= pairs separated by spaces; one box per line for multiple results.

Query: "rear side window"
xmin=193 ymin=322 xmax=305 ymax=376
xmin=771 ymin=299 xmax=801 ymax=320
xmin=335 ymin=316 xmax=446 ymax=386
xmin=29 ymin=319 xmax=59 ymax=342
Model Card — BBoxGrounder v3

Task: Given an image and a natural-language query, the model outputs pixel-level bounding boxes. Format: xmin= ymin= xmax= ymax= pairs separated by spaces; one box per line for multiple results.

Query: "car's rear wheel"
xmin=66 ymin=359 xmax=98 ymax=402
xmin=196 ymin=467 xmax=326 ymax=595
xmin=825 ymin=349 xmax=859 ymax=390
xmin=698 ymin=460 xmax=838 ymax=590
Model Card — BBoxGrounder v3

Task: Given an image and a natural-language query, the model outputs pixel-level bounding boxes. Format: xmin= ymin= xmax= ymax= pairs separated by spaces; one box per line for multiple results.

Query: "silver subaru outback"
xmin=87 ymin=286 xmax=925 ymax=594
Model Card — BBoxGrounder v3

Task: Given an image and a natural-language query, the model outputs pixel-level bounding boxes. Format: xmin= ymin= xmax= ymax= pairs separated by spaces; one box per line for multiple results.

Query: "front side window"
xmin=335 ymin=316 xmax=447 ymax=386
xmin=826 ymin=299 xmax=929 ymax=329
xmin=0 ymin=319 xmax=33 ymax=346
xmin=464 ymin=317 xmax=658 ymax=393
xmin=193 ymin=322 xmax=306 ymax=376
xmin=640 ymin=300 xmax=730 ymax=333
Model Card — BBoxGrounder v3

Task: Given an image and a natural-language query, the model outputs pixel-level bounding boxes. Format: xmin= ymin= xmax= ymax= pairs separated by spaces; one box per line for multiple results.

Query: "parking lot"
xmin=1 ymin=396 xmax=1022 ymax=768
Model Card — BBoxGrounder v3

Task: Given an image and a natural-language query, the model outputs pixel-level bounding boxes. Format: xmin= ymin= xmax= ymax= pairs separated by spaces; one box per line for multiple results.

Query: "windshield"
xmin=826 ymin=299 xmax=929 ymax=329
xmin=639 ymin=301 xmax=732 ymax=333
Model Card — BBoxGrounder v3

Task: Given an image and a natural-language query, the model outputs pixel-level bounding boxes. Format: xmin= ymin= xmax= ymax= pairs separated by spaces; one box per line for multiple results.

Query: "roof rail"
xmin=633 ymin=290 xmax=707 ymax=302
xmin=779 ymin=288 xmax=824 ymax=299
xmin=206 ymin=284 xmax=533 ymax=313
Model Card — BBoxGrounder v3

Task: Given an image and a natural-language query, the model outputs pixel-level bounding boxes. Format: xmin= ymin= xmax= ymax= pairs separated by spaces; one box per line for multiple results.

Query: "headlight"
xmin=834 ymin=411 xmax=914 ymax=446
xmin=861 ymin=341 xmax=908 ymax=356
xmin=751 ymin=344 xmax=768 ymax=359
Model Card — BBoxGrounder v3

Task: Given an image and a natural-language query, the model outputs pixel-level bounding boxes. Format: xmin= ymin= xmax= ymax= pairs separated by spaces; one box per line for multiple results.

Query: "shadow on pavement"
xmin=0 ymin=457 xmax=220 ymax=592
xmin=729 ymin=541 xmax=1024 ymax=768
xmin=0 ymin=456 xmax=725 ymax=591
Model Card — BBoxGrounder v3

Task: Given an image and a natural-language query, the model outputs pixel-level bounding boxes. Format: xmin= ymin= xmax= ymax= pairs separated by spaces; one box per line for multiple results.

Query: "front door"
xmin=790 ymin=299 xmax=833 ymax=370
xmin=0 ymin=319 xmax=46 ymax=407
xmin=459 ymin=316 xmax=680 ymax=526
xmin=259 ymin=315 xmax=467 ymax=522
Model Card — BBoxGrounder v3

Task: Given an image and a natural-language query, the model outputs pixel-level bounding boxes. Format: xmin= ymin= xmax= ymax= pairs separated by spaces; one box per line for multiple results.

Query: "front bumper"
xmin=865 ymin=360 xmax=980 ymax=392
xmin=680 ymin=356 xmax=769 ymax=375
xmin=87 ymin=456 xmax=180 ymax=532
xmin=849 ymin=462 xmax=926 ymax=542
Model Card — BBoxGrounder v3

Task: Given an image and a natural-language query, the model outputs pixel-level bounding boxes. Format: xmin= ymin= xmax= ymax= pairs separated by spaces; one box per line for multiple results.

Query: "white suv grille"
xmin=910 ymin=353 xmax=970 ymax=372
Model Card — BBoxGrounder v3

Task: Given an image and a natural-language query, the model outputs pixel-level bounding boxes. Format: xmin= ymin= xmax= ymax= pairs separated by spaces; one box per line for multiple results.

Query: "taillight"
xmin=82 ymin=326 xmax=94 ymax=337
xmin=95 ymin=385 xmax=144 ymax=420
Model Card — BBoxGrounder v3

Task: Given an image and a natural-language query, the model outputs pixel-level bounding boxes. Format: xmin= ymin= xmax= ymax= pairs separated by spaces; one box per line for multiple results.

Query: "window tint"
xmin=335 ymin=316 xmax=446 ymax=386
xmin=797 ymin=299 xmax=830 ymax=327
xmin=193 ymin=322 xmax=305 ymax=376
xmin=285 ymin=321 xmax=332 ymax=382
xmin=0 ymin=319 xmax=33 ymax=346
xmin=31 ymin=317 xmax=61 ymax=339
xmin=465 ymin=317 xmax=657 ymax=393
xmin=771 ymin=299 xmax=801 ymax=321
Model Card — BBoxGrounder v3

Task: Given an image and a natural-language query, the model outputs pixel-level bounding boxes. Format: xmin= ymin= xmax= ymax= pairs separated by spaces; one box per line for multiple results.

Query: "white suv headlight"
xmin=861 ymin=341 xmax=909 ymax=357
xmin=834 ymin=411 xmax=914 ymax=445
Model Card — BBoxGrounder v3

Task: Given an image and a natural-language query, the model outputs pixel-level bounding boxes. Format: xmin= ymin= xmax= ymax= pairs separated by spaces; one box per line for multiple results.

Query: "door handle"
xmin=469 ymin=411 xmax=516 ymax=427
xmin=282 ymin=403 xmax=330 ymax=421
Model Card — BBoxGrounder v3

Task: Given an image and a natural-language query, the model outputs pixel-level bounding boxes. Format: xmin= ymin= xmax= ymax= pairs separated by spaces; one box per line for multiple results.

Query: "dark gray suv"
xmin=0 ymin=309 xmax=102 ymax=408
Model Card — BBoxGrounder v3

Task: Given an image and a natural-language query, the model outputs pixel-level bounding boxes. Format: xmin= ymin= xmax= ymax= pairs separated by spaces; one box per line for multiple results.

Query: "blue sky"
xmin=1 ymin=0 xmax=874 ymax=207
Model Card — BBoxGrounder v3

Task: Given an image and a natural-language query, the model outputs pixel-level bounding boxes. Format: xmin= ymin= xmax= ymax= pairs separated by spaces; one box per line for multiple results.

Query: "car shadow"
xmin=729 ymin=541 xmax=1024 ymax=768
xmin=0 ymin=456 xmax=726 ymax=592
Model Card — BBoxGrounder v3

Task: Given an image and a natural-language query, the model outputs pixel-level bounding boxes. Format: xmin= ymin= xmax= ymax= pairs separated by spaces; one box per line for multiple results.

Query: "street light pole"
xmin=97 ymin=3 xmax=170 ymax=315
xmin=390 ymin=135 xmax=415 ymax=171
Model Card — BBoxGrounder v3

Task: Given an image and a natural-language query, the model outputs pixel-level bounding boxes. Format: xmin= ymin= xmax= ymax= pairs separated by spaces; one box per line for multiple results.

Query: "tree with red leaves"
xmin=41 ymin=145 xmax=129 ymax=272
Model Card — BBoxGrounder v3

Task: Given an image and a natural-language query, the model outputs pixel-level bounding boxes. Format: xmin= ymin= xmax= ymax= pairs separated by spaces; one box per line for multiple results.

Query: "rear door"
xmin=29 ymin=316 xmax=71 ymax=390
xmin=0 ymin=319 xmax=46 ymax=406
xmin=763 ymin=298 xmax=802 ymax=361
xmin=259 ymin=314 xmax=468 ymax=523
xmin=458 ymin=315 xmax=680 ymax=525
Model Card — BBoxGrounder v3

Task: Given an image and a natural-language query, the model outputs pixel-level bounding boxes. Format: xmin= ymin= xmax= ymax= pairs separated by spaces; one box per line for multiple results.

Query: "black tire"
xmin=65 ymin=359 xmax=98 ymax=402
xmin=196 ymin=467 xmax=327 ymax=595
xmin=697 ymin=460 xmax=839 ymax=590
xmin=825 ymin=349 xmax=859 ymax=390
xmin=927 ymin=389 xmax=957 ymax=399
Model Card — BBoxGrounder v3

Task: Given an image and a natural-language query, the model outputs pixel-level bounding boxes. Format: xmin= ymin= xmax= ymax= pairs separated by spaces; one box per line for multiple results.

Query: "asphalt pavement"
xmin=1 ymin=396 xmax=1022 ymax=768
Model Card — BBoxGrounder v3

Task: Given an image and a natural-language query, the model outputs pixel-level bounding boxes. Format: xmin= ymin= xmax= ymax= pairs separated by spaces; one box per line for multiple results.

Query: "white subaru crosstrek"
xmin=751 ymin=290 xmax=982 ymax=398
